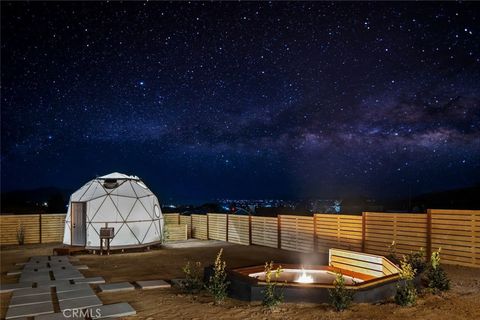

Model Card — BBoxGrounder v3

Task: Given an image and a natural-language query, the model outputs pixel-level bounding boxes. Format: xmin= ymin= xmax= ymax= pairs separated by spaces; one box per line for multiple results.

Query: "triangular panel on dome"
xmin=138 ymin=196 xmax=155 ymax=219
xmin=80 ymin=181 xmax=108 ymax=201
xmin=126 ymin=221 xmax=153 ymax=243
xmin=86 ymin=196 xmax=107 ymax=222
xmin=126 ymin=199 xmax=152 ymax=221
xmin=142 ymin=221 xmax=161 ymax=243
xmin=129 ymin=180 xmax=153 ymax=198
xmin=111 ymin=196 xmax=138 ymax=221
xmin=70 ymin=181 xmax=94 ymax=202
xmin=107 ymin=180 xmax=137 ymax=198
xmin=110 ymin=222 xmax=140 ymax=246
xmin=89 ymin=195 xmax=125 ymax=223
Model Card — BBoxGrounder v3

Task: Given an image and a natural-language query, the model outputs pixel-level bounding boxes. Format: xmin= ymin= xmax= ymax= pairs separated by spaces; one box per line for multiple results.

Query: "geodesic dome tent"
xmin=63 ymin=172 xmax=163 ymax=249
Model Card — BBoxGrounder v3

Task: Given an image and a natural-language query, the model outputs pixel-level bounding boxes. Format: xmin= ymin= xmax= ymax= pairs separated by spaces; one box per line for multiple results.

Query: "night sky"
xmin=1 ymin=2 xmax=479 ymax=203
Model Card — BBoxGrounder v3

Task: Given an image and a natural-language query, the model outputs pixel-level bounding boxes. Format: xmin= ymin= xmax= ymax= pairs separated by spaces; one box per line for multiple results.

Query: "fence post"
xmin=426 ymin=209 xmax=432 ymax=260
xmin=226 ymin=214 xmax=229 ymax=242
xmin=206 ymin=214 xmax=210 ymax=240
xmin=248 ymin=214 xmax=252 ymax=245
xmin=178 ymin=213 xmax=180 ymax=224
xmin=313 ymin=214 xmax=318 ymax=252
xmin=277 ymin=215 xmax=281 ymax=249
xmin=361 ymin=212 xmax=366 ymax=252
xmin=39 ymin=214 xmax=42 ymax=244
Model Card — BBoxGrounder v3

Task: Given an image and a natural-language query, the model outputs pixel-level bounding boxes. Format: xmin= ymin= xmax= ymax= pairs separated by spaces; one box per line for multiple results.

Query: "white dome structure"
xmin=63 ymin=172 xmax=164 ymax=249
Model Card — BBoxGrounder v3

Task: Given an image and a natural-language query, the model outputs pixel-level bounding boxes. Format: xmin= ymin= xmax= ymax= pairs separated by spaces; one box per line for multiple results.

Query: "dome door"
xmin=71 ymin=202 xmax=86 ymax=246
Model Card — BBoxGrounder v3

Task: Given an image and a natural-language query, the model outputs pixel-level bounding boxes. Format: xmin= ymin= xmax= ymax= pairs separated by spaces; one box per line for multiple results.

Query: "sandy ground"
xmin=1 ymin=241 xmax=479 ymax=320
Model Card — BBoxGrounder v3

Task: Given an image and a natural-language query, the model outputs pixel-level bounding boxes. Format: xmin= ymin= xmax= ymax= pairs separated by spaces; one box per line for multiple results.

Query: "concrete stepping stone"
xmin=0 ymin=283 xmax=33 ymax=293
xmin=57 ymin=288 xmax=96 ymax=301
xmin=28 ymin=257 xmax=50 ymax=264
xmin=136 ymin=280 xmax=171 ymax=289
xmin=73 ymin=265 xmax=89 ymax=270
xmin=12 ymin=286 xmax=51 ymax=297
xmin=99 ymin=282 xmax=135 ymax=293
xmin=35 ymin=312 xmax=85 ymax=319
xmin=73 ymin=277 xmax=105 ymax=284
xmin=85 ymin=302 xmax=136 ymax=318
xmin=55 ymin=283 xmax=91 ymax=293
xmin=58 ymin=295 xmax=102 ymax=312
xmin=5 ymin=301 xmax=53 ymax=319
xmin=10 ymin=292 xmax=52 ymax=307
xmin=53 ymin=271 xmax=84 ymax=280
xmin=34 ymin=280 xmax=71 ymax=287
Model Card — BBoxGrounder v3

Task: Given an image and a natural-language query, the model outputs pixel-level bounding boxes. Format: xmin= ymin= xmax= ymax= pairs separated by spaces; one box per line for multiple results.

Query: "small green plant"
xmin=387 ymin=241 xmax=400 ymax=265
xmin=16 ymin=224 xmax=25 ymax=245
xmin=395 ymin=257 xmax=417 ymax=306
xmin=162 ymin=225 xmax=170 ymax=242
xmin=180 ymin=261 xmax=204 ymax=293
xmin=406 ymin=248 xmax=427 ymax=274
xmin=206 ymin=248 xmax=230 ymax=304
xmin=261 ymin=261 xmax=284 ymax=309
xmin=425 ymin=248 xmax=450 ymax=293
xmin=329 ymin=271 xmax=354 ymax=311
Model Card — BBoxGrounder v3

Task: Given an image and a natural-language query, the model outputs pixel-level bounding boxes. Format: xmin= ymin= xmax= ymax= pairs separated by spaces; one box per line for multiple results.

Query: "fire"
xmin=296 ymin=268 xmax=314 ymax=283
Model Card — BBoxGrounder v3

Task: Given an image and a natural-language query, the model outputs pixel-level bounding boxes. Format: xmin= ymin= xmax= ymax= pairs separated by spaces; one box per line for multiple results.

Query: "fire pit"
xmin=223 ymin=248 xmax=402 ymax=303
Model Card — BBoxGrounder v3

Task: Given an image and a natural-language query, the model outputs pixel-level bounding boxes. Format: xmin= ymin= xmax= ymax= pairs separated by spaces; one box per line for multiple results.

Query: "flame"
xmin=296 ymin=268 xmax=314 ymax=283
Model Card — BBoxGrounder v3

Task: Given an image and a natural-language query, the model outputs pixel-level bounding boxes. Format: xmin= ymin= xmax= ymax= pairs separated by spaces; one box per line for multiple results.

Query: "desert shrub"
xmin=395 ymin=257 xmax=417 ymax=306
xmin=261 ymin=261 xmax=284 ymax=309
xmin=162 ymin=225 xmax=169 ymax=242
xmin=425 ymin=249 xmax=450 ymax=293
xmin=206 ymin=248 xmax=230 ymax=304
xmin=387 ymin=241 xmax=400 ymax=265
xmin=329 ymin=271 xmax=354 ymax=311
xmin=16 ymin=224 xmax=25 ymax=245
xmin=405 ymin=248 xmax=427 ymax=274
xmin=180 ymin=261 xmax=203 ymax=293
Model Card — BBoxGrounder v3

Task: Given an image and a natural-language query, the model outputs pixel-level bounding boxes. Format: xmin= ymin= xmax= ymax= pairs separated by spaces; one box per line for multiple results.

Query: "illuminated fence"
xmin=0 ymin=214 xmax=65 ymax=245
xmin=1 ymin=209 xmax=478 ymax=268
xmin=164 ymin=209 xmax=480 ymax=268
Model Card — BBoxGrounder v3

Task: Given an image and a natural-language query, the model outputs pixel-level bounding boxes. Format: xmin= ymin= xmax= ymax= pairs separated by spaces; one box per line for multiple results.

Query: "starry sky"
xmin=1 ymin=1 xmax=479 ymax=203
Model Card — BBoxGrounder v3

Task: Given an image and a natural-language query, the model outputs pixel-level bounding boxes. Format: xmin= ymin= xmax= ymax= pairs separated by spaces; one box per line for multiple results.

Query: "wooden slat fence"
xmin=315 ymin=214 xmax=362 ymax=253
xmin=207 ymin=213 xmax=227 ymax=241
xmin=191 ymin=214 xmax=208 ymax=240
xmin=41 ymin=214 xmax=66 ymax=243
xmin=364 ymin=212 xmax=428 ymax=257
xmin=251 ymin=216 xmax=278 ymax=248
xmin=429 ymin=209 xmax=479 ymax=268
xmin=0 ymin=214 xmax=41 ymax=245
xmin=165 ymin=224 xmax=188 ymax=241
xmin=2 ymin=209 xmax=479 ymax=268
xmin=279 ymin=215 xmax=314 ymax=252
xmin=179 ymin=215 xmax=192 ymax=238
xmin=227 ymin=215 xmax=250 ymax=245
xmin=164 ymin=213 xmax=180 ymax=225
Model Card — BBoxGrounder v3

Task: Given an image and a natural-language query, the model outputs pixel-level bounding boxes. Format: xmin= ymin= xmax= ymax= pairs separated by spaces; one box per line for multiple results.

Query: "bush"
xmin=261 ymin=261 xmax=284 ymax=309
xmin=206 ymin=248 xmax=230 ymax=304
xmin=405 ymin=248 xmax=427 ymax=274
xmin=425 ymin=249 xmax=450 ymax=293
xmin=329 ymin=271 xmax=354 ymax=311
xmin=180 ymin=261 xmax=203 ymax=293
xmin=16 ymin=224 xmax=25 ymax=245
xmin=395 ymin=257 xmax=417 ymax=307
xmin=387 ymin=241 xmax=400 ymax=265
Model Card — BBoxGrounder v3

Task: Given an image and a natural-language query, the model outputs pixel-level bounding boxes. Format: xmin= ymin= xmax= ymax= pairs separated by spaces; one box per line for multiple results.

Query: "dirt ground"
xmin=1 ymin=241 xmax=479 ymax=320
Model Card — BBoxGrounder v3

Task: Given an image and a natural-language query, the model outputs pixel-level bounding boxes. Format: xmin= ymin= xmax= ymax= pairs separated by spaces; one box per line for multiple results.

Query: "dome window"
xmin=103 ymin=179 xmax=119 ymax=189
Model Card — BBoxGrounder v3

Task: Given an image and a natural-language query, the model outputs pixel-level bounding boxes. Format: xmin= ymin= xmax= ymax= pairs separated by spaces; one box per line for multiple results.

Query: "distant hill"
xmin=410 ymin=185 xmax=480 ymax=211
xmin=1 ymin=187 xmax=71 ymax=214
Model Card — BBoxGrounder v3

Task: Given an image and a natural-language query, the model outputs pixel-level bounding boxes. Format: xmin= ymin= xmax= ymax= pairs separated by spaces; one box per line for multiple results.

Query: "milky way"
xmin=1 ymin=2 xmax=479 ymax=202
